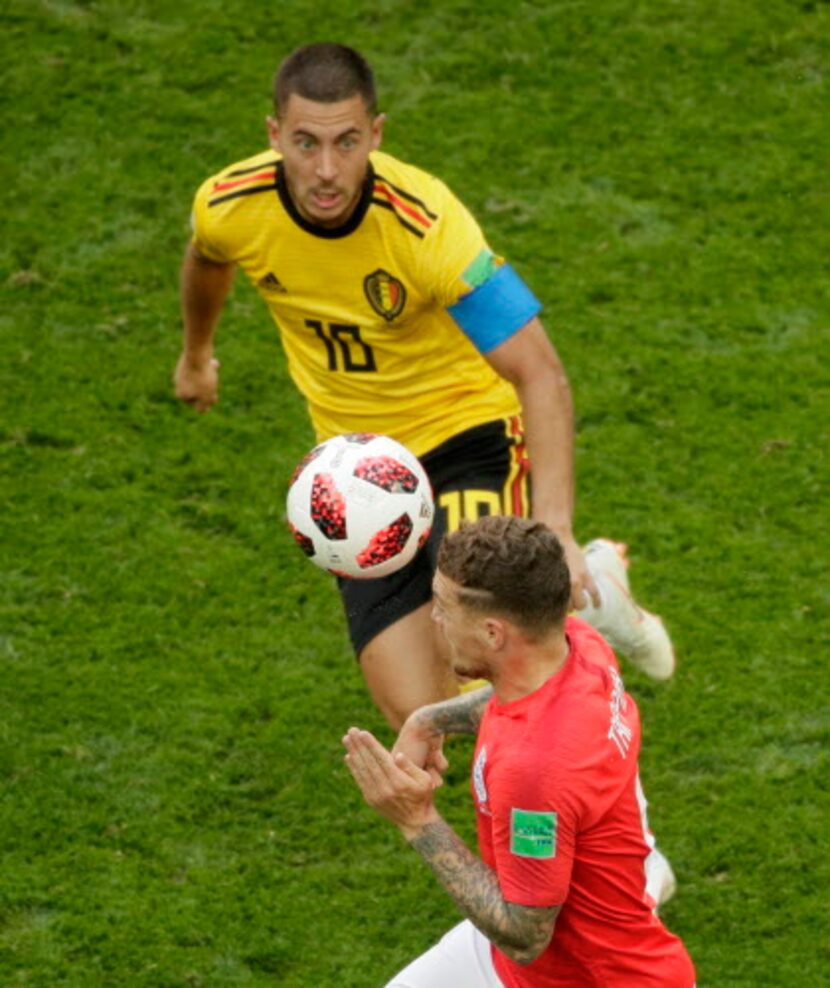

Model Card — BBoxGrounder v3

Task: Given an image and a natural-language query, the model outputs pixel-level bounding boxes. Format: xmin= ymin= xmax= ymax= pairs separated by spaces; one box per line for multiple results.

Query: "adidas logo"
xmin=258 ymin=272 xmax=287 ymax=294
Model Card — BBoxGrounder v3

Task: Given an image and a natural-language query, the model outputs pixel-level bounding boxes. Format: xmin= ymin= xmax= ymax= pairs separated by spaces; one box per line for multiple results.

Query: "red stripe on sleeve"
xmin=373 ymin=184 xmax=432 ymax=228
xmin=213 ymin=169 xmax=276 ymax=192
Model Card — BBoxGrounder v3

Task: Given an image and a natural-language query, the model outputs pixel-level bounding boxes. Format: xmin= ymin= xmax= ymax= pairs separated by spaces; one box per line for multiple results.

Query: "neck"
xmin=491 ymin=631 xmax=570 ymax=704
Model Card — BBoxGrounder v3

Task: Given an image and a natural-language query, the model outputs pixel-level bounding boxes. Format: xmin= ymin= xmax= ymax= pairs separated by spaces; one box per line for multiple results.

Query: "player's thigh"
xmin=358 ymin=600 xmax=457 ymax=729
xmin=339 ymin=536 xmax=434 ymax=655
xmin=385 ymin=921 xmax=503 ymax=988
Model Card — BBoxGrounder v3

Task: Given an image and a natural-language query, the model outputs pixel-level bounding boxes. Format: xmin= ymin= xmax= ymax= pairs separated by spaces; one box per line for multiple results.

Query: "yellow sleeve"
xmin=189 ymin=175 xmax=230 ymax=263
xmin=419 ymin=180 xmax=503 ymax=309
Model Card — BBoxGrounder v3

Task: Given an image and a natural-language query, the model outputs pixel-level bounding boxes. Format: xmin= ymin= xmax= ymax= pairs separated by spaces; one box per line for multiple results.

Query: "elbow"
xmin=514 ymin=358 xmax=571 ymax=402
xmin=502 ymin=944 xmax=545 ymax=967
xmin=496 ymin=900 xmax=559 ymax=965
xmin=500 ymin=931 xmax=554 ymax=966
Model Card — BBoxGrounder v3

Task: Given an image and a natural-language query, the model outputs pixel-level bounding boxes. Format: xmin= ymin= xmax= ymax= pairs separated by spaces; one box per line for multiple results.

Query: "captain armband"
xmin=447 ymin=264 xmax=542 ymax=354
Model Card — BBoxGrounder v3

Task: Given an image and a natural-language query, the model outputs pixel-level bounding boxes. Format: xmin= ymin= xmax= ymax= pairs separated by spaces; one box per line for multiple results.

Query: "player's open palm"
xmin=343 ymin=728 xmax=438 ymax=833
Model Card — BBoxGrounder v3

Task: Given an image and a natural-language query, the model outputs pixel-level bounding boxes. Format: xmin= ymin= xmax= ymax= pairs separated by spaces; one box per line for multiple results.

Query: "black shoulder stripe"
xmin=226 ymin=160 xmax=280 ymax=177
xmin=373 ymin=173 xmax=439 ymax=220
xmin=208 ymin=184 xmax=277 ymax=208
xmin=371 ymin=197 xmax=426 ymax=239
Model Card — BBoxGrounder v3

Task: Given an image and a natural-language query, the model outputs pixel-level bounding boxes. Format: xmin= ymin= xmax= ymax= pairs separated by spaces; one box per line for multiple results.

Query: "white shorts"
xmin=384 ymin=920 xmax=697 ymax=988
xmin=384 ymin=921 xmax=503 ymax=988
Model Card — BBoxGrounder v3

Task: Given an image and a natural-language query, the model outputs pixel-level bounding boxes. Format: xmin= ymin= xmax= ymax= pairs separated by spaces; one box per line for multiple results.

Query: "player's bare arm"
xmin=176 ymin=243 xmax=236 ymax=412
xmin=411 ymin=685 xmax=493 ymax=738
xmin=343 ymin=727 xmax=559 ymax=965
xmin=410 ymin=819 xmax=559 ymax=965
xmin=392 ymin=686 xmax=493 ymax=780
xmin=486 ymin=317 xmax=600 ymax=608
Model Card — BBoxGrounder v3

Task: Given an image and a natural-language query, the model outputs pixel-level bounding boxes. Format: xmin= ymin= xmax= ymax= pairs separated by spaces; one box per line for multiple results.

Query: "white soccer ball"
xmin=286 ymin=433 xmax=434 ymax=579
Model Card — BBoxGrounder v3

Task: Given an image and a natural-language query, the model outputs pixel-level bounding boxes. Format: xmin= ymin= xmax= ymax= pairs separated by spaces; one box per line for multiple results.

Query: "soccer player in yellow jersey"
xmin=175 ymin=43 xmax=675 ymax=729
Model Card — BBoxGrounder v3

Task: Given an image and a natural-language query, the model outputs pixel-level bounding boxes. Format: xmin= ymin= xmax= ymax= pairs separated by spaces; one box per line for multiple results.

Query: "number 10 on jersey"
xmin=307 ymin=319 xmax=377 ymax=373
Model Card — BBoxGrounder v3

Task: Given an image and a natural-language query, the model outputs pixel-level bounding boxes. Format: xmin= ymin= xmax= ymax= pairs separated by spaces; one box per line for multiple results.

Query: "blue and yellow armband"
xmin=447 ymin=264 xmax=542 ymax=354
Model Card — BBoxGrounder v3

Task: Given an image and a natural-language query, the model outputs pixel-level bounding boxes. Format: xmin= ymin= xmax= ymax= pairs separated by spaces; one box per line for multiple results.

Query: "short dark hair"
xmin=437 ymin=517 xmax=571 ymax=638
xmin=274 ymin=43 xmax=377 ymax=117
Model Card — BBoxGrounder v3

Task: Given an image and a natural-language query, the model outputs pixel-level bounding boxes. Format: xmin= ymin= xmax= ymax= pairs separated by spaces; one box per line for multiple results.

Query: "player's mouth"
xmin=311 ymin=189 xmax=344 ymax=211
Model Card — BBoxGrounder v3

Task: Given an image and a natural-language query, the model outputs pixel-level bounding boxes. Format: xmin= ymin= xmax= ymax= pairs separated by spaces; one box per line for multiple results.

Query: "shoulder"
xmin=531 ymin=623 xmax=631 ymax=754
xmin=565 ymin=616 xmax=620 ymax=674
xmin=558 ymin=619 xmax=625 ymax=724
xmin=193 ymin=149 xmax=280 ymax=211
xmin=191 ymin=150 xmax=280 ymax=259
xmin=371 ymin=151 xmax=448 ymax=206
xmin=560 ymin=619 xmax=640 ymax=759
xmin=370 ymin=150 xmax=471 ymax=234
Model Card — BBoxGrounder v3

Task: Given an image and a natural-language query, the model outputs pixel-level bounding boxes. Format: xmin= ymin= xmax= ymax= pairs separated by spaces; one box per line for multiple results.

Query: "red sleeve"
xmin=488 ymin=757 xmax=585 ymax=908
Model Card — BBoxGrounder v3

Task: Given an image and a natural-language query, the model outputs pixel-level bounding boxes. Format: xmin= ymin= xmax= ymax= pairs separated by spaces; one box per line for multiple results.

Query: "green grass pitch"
xmin=2 ymin=1 xmax=828 ymax=984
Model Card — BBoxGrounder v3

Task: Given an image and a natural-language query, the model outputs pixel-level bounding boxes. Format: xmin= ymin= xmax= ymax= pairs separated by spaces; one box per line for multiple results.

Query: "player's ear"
xmin=371 ymin=112 xmax=385 ymax=151
xmin=483 ymin=617 xmax=506 ymax=651
xmin=266 ymin=115 xmax=281 ymax=151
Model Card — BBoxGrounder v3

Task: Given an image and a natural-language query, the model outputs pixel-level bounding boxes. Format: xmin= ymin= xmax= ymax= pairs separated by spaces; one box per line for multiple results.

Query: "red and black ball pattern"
xmin=289 ymin=523 xmax=316 ymax=558
xmin=356 ymin=512 xmax=414 ymax=569
xmin=310 ymin=473 xmax=348 ymax=540
xmin=353 ymin=455 xmax=419 ymax=494
xmin=291 ymin=444 xmax=324 ymax=485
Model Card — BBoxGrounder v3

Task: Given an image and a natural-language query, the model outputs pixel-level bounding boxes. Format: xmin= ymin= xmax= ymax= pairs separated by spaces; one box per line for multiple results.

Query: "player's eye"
xmin=296 ymin=137 xmax=316 ymax=151
xmin=339 ymin=135 xmax=358 ymax=150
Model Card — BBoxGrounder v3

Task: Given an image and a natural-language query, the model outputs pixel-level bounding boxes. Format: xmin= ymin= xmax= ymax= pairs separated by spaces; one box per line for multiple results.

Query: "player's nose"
xmin=316 ymin=146 xmax=337 ymax=182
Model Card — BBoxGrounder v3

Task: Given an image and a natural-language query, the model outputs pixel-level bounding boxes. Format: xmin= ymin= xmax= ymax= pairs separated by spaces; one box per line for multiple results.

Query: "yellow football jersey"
xmin=191 ymin=149 xmax=521 ymax=456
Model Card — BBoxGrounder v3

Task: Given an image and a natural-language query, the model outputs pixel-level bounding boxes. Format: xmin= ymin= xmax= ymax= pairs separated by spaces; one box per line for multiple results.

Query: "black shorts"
xmin=339 ymin=416 xmax=530 ymax=655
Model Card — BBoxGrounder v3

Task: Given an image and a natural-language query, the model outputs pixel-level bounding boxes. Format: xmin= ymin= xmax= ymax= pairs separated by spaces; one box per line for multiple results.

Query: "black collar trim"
xmin=276 ymin=161 xmax=374 ymax=239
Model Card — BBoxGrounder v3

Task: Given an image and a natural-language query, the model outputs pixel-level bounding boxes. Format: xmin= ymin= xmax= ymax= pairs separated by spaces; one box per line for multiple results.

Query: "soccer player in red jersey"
xmin=344 ymin=516 xmax=695 ymax=987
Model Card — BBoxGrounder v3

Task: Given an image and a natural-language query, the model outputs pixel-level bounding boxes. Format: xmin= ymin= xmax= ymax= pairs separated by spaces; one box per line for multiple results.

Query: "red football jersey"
xmin=473 ymin=617 xmax=695 ymax=987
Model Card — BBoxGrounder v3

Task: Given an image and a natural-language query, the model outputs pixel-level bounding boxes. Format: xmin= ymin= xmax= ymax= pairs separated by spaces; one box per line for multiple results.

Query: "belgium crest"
xmin=363 ymin=269 xmax=407 ymax=322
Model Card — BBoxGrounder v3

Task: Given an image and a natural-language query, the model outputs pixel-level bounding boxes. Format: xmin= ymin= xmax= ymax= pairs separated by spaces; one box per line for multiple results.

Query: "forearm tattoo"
xmin=416 ymin=686 xmax=494 ymax=737
xmin=410 ymin=819 xmax=557 ymax=964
